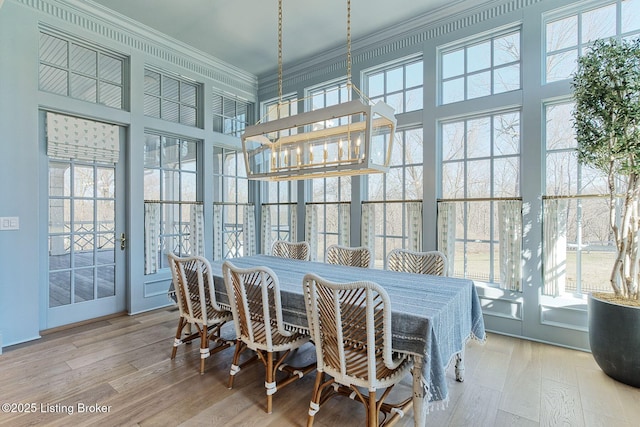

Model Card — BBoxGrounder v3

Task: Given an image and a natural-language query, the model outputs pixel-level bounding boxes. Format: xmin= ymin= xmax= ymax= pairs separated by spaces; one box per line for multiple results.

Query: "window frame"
xmin=437 ymin=25 xmax=522 ymax=105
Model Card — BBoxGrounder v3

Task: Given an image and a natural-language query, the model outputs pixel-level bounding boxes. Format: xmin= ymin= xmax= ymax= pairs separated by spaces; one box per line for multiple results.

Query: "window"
xmin=440 ymin=111 xmax=520 ymax=283
xmin=143 ymin=133 xmax=198 ymax=267
xmin=143 ymin=68 xmax=199 ymax=126
xmin=440 ymin=29 xmax=521 ymax=104
xmin=39 ymin=32 xmax=125 ymax=109
xmin=544 ymin=101 xmax=613 ymax=295
xmin=213 ymin=148 xmax=250 ymax=258
xmin=265 ymin=181 xmax=297 ymax=243
xmin=367 ymin=128 xmax=424 ymax=267
xmin=306 ymin=81 xmax=352 ymax=259
xmin=212 ymin=93 xmax=254 ymax=137
xmin=545 ymin=0 xmax=640 ymax=83
xmin=365 ymin=57 xmax=423 ymax=113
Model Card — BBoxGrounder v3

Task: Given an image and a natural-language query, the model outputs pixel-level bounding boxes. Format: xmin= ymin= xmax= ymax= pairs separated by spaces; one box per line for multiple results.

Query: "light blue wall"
xmin=0 ymin=2 xmax=42 ymax=346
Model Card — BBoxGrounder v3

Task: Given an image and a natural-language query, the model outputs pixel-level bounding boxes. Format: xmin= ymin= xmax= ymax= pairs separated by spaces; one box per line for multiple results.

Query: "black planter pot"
xmin=588 ymin=294 xmax=640 ymax=388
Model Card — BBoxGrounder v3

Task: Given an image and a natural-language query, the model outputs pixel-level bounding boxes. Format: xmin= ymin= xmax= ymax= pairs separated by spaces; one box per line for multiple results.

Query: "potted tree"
xmin=572 ymin=37 xmax=640 ymax=388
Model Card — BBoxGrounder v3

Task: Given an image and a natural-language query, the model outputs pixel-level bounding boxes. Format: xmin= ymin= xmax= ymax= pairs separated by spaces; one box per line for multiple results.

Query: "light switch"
xmin=0 ymin=216 xmax=19 ymax=230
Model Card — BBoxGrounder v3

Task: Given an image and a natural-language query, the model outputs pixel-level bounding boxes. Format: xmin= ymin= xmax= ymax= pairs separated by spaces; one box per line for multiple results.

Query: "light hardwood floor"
xmin=1 ymin=307 xmax=639 ymax=426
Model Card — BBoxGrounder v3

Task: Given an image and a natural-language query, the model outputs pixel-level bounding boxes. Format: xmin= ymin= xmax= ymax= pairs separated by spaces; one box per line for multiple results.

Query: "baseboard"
xmin=40 ymin=311 xmax=127 ymax=335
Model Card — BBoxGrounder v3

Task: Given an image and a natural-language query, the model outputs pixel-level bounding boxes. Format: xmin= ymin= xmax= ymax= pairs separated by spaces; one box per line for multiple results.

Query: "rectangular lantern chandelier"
xmin=242 ymin=97 xmax=396 ymax=181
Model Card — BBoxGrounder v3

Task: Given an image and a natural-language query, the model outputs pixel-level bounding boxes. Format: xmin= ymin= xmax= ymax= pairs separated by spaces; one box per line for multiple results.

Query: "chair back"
xmin=271 ymin=240 xmax=310 ymax=261
xmin=325 ymin=244 xmax=372 ymax=268
xmin=386 ymin=248 xmax=448 ymax=276
xmin=222 ymin=261 xmax=290 ymax=351
xmin=167 ymin=253 xmax=225 ymax=324
xmin=303 ymin=274 xmax=402 ymax=388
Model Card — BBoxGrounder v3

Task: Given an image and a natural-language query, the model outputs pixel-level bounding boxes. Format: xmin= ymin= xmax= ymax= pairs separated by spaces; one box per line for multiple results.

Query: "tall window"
xmin=143 ymin=68 xmax=199 ymax=127
xmin=143 ymin=133 xmax=198 ymax=267
xmin=441 ymin=111 xmax=521 ymax=283
xmin=366 ymin=56 xmax=423 ymax=113
xmin=545 ymin=0 xmax=640 ymax=83
xmin=212 ymin=92 xmax=253 ymax=137
xmin=440 ymin=28 xmax=521 ymax=104
xmin=213 ymin=148 xmax=250 ymax=258
xmin=367 ymin=128 xmax=423 ymax=267
xmin=39 ymin=32 xmax=125 ymax=109
xmin=544 ymin=101 xmax=613 ymax=295
xmin=259 ymin=95 xmax=299 ymax=246
xmin=307 ymin=81 xmax=352 ymax=259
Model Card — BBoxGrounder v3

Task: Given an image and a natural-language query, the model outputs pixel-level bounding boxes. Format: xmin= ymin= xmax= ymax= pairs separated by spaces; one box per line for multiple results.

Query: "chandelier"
xmin=242 ymin=0 xmax=396 ymax=181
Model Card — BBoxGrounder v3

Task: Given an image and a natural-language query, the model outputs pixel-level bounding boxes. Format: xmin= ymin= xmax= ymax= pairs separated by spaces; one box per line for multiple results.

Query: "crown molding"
xmin=258 ymin=0 xmax=542 ymax=98
xmin=14 ymin=0 xmax=258 ymax=100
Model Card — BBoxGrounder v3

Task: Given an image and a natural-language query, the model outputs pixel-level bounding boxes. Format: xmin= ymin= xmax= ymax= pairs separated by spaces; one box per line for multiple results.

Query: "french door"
xmin=46 ymin=127 xmax=126 ymax=328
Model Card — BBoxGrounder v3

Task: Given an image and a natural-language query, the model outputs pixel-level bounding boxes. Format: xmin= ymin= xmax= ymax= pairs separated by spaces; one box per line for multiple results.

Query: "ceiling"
xmin=88 ymin=0 xmax=467 ymax=77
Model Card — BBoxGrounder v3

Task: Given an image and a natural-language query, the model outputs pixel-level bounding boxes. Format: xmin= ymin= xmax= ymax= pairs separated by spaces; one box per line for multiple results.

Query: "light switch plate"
xmin=0 ymin=216 xmax=19 ymax=230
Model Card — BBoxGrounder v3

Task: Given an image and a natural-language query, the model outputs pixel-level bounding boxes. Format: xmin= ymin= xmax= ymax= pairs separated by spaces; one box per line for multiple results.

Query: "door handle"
xmin=117 ymin=232 xmax=126 ymax=251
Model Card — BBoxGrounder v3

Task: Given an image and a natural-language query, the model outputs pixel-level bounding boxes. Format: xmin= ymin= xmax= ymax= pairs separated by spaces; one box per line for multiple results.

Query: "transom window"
xmin=39 ymin=32 xmax=125 ymax=109
xmin=440 ymin=111 xmax=521 ymax=283
xmin=545 ymin=0 xmax=640 ymax=83
xmin=143 ymin=68 xmax=199 ymax=127
xmin=365 ymin=57 xmax=423 ymax=113
xmin=440 ymin=29 xmax=521 ymax=104
xmin=212 ymin=92 xmax=253 ymax=137
xmin=261 ymin=93 xmax=299 ymax=141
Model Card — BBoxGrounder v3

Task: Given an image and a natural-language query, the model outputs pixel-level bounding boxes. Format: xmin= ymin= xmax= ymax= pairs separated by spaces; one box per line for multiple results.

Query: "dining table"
xmin=207 ymin=254 xmax=486 ymax=426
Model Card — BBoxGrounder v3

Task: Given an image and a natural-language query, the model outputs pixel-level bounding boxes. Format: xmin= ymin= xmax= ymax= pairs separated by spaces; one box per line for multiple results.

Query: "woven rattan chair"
xmin=303 ymin=273 xmax=413 ymax=426
xmin=271 ymin=240 xmax=310 ymax=261
xmin=222 ymin=261 xmax=316 ymax=414
xmin=325 ymin=244 xmax=373 ymax=268
xmin=167 ymin=253 xmax=234 ymax=374
xmin=386 ymin=248 xmax=448 ymax=276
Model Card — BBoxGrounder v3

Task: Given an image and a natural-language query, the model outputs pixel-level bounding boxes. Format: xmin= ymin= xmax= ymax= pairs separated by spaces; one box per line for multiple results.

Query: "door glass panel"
xmin=97 ymin=266 xmax=115 ymax=298
xmin=49 ymin=271 xmax=71 ymax=307
xmin=49 ymin=159 xmax=116 ymax=307
xmin=74 ymin=268 xmax=95 ymax=302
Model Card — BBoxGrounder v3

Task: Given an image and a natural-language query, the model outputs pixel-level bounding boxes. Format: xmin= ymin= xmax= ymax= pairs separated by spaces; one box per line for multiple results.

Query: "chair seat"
xmin=242 ymin=321 xmax=309 ymax=351
xmin=185 ymin=298 xmax=233 ymax=326
xmin=327 ymin=347 xmax=412 ymax=386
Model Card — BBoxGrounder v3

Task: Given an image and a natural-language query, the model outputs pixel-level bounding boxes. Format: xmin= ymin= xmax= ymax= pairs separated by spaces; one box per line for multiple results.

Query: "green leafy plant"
xmin=572 ymin=37 xmax=640 ymax=301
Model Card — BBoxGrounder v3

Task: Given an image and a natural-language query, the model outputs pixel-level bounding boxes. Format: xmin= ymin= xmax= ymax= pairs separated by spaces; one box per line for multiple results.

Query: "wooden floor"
xmin=1 ymin=308 xmax=639 ymax=427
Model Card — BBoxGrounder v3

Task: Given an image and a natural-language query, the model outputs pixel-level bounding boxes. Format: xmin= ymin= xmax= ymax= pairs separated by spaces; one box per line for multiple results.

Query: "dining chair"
xmin=386 ymin=248 xmax=448 ymax=276
xmin=271 ymin=240 xmax=311 ymax=261
xmin=167 ymin=253 xmax=234 ymax=374
xmin=222 ymin=261 xmax=316 ymax=414
xmin=325 ymin=244 xmax=373 ymax=268
xmin=303 ymin=273 xmax=413 ymax=426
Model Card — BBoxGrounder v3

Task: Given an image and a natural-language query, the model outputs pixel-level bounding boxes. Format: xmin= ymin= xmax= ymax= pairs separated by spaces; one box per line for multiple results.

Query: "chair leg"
xmin=307 ymin=371 xmax=324 ymax=427
xmin=228 ymin=339 xmax=244 ymax=389
xmin=171 ymin=317 xmax=185 ymax=359
xmin=265 ymin=351 xmax=274 ymax=414
xmin=199 ymin=324 xmax=209 ymax=375
xmin=366 ymin=390 xmax=378 ymax=427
